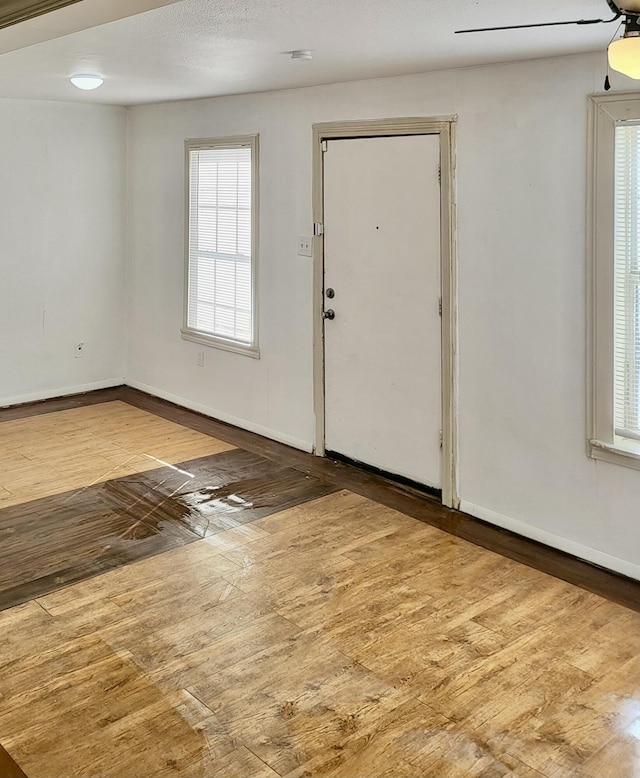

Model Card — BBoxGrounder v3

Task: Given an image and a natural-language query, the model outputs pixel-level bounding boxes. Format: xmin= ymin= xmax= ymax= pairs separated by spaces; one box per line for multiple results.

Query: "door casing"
xmin=311 ymin=116 xmax=459 ymax=508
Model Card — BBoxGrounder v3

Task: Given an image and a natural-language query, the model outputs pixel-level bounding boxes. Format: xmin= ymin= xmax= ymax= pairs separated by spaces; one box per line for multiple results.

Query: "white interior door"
xmin=323 ymin=134 xmax=442 ymax=488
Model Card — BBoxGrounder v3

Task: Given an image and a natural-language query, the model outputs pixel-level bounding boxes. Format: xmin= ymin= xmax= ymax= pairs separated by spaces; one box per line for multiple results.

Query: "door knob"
xmin=323 ymin=309 xmax=335 ymax=320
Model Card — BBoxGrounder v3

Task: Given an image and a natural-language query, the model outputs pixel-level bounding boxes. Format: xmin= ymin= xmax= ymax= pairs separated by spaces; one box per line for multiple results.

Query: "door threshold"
xmin=325 ymin=450 xmax=442 ymax=501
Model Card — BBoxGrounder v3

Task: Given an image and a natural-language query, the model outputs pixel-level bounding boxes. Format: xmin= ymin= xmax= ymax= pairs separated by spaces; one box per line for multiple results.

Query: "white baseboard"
xmin=126 ymin=379 xmax=314 ymax=453
xmin=0 ymin=379 xmax=124 ymax=410
xmin=460 ymin=499 xmax=640 ymax=582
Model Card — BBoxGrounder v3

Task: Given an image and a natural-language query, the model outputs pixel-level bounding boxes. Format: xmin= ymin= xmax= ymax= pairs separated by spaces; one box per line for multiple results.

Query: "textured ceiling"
xmin=0 ymin=0 xmax=626 ymax=105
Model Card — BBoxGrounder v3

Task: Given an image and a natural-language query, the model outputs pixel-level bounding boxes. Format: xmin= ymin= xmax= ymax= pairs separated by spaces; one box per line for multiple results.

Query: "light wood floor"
xmin=0 ymin=402 xmax=638 ymax=777
xmin=0 ymin=401 xmax=234 ymax=509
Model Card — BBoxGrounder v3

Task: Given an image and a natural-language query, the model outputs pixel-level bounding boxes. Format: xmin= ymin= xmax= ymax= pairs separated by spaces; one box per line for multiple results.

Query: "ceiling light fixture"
xmin=290 ymin=50 xmax=312 ymax=61
xmin=70 ymin=74 xmax=104 ymax=90
xmin=609 ymin=16 xmax=640 ymax=78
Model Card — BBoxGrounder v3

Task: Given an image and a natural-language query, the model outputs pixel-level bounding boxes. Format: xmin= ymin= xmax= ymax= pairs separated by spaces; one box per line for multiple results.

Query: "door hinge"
xmin=314 ymin=222 xmax=325 ymax=236
xmin=438 ymin=297 xmax=442 ymax=317
xmin=439 ymin=429 xmax=443 ymax=448
xmin=438 ymin=164 xmax=441 ymax=184
xmin=322 ymin=140 xmax=328 ymax=152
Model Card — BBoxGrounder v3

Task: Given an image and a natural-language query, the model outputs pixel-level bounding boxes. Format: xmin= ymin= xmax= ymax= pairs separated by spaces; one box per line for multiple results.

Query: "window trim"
xmin=182 ymin=135 xmax=260 ymax=359
xmin=587 ymin=92 xmax=640 ymax=469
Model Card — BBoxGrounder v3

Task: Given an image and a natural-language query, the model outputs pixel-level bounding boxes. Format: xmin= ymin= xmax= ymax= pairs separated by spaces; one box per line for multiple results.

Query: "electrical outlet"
xmin=197 ymin=351 xmax=205 ymax=367
xmin=297 ymin=236 xmax=312 ymax=257
xmin=74 ymin=342 xmax=84 ymax=358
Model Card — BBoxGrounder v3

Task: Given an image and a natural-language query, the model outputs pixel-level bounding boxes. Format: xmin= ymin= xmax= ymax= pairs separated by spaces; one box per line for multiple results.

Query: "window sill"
xmin=181 ymin=328 xmax=260 ymax=359
xmin=589 ymin=437 xmax=640 ymax=471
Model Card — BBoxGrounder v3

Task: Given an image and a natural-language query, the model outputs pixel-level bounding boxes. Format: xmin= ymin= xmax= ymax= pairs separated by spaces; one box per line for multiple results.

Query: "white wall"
xmin=0 ymin=99 xmax=127 ymax=405
xmin=126 ymin=52 xmax=640 ymax=579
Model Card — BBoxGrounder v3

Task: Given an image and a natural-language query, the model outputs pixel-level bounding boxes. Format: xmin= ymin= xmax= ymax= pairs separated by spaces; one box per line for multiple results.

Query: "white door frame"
xmin=312 ymin=116 xmax=459 ymax=509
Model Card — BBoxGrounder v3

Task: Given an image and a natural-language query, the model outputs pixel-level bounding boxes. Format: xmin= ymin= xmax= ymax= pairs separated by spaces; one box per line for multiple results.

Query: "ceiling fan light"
xmin=70 ymin=74 xmax=104 ymax=90
xmin=608 ymin=35 xmax=640 ymax=79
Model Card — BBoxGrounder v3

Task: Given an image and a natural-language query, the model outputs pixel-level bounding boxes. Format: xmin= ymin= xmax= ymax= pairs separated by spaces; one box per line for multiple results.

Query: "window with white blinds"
xmin=182 ymin=137 xmax=258 ymax=355
xmin=614 ymin=124 xmax=640 ymax=442
xmin=588 ymin=93 xmax=640 ymax=469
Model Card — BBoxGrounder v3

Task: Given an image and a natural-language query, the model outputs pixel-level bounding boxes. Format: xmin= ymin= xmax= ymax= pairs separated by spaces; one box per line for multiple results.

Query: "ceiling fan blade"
xmin=455 ymin=16 xmax=620 ymax=34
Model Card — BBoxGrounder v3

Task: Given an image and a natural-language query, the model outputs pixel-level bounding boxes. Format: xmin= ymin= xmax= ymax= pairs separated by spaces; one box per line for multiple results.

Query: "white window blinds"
xmin=614 ymin=124 xmax=640 ymax=440
xmin=186 ymin=143 xmax=254 ymax=345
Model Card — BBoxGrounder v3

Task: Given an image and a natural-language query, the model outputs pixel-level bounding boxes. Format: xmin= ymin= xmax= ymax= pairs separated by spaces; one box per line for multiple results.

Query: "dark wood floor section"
xmin=1 ymin=385 xmax=639 ymax=612
xmin=0 ymin=744 xmax=26 ymax=778
xmin=0 ymin=386 xmax=124 ymax=422
xmin=0 ymin=746 xmax=27 ymax=778
xmin=0 ymin=448 xmax=336 ymax=612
